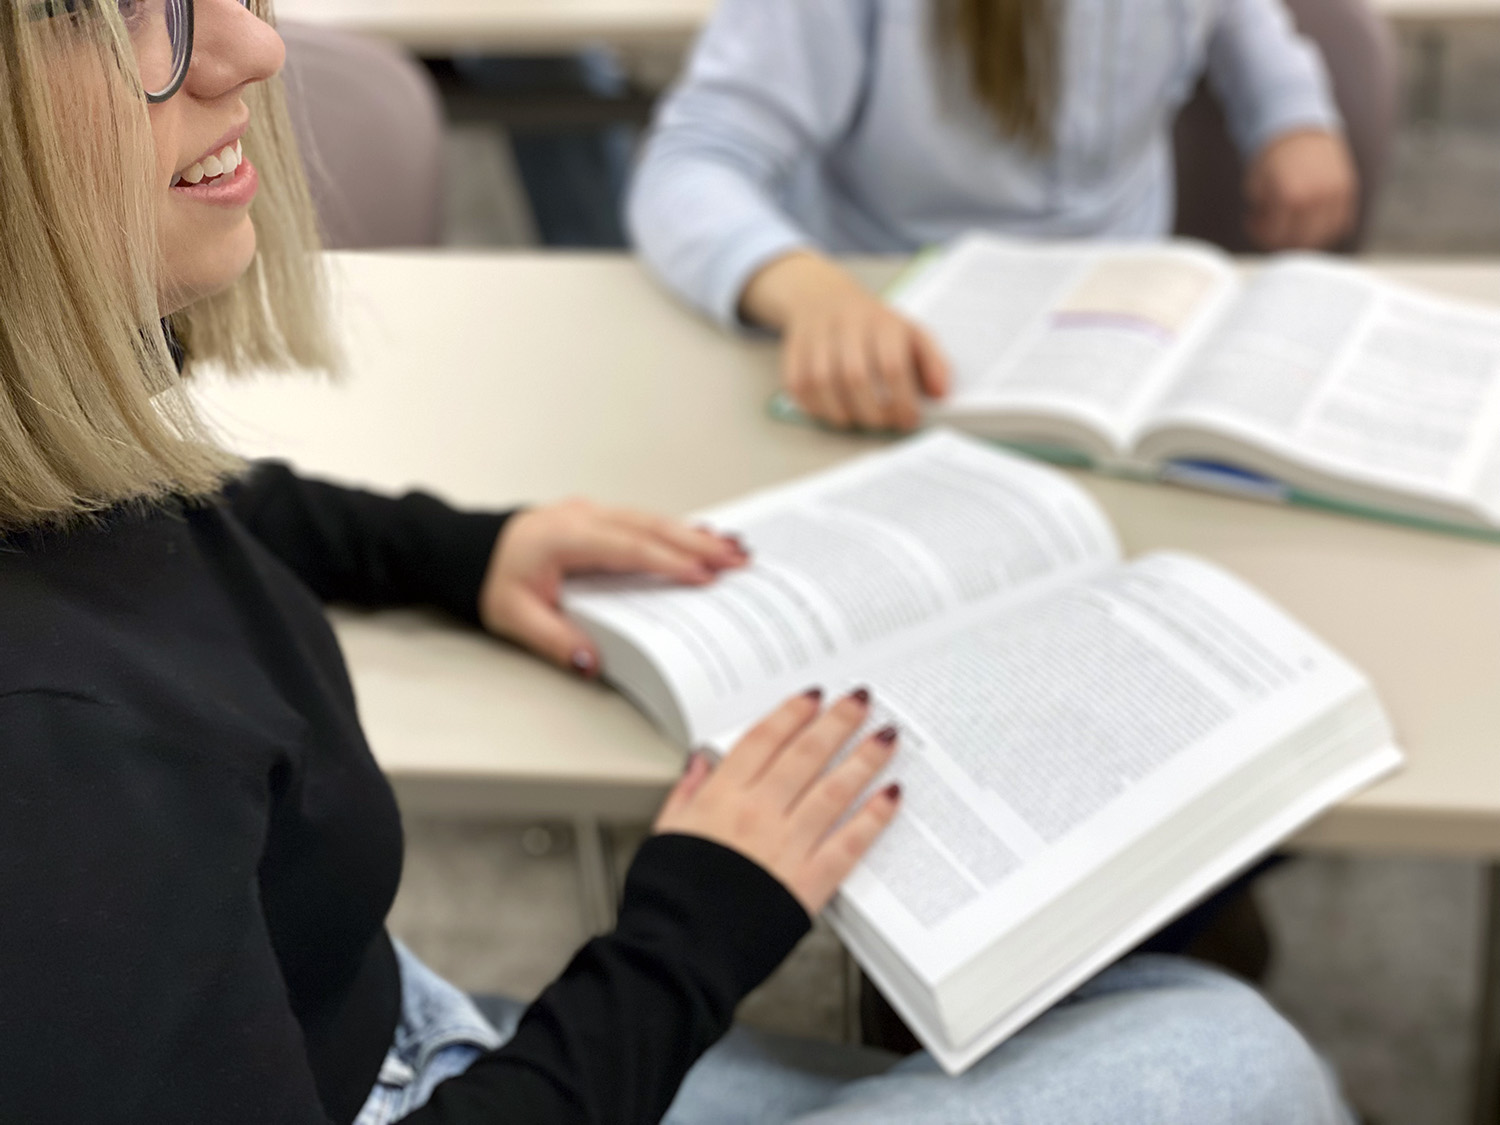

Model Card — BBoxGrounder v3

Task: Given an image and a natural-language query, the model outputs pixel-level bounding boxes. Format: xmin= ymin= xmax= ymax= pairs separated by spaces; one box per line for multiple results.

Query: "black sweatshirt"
xmin=0 ymin=464 xmax=810 ymax=1125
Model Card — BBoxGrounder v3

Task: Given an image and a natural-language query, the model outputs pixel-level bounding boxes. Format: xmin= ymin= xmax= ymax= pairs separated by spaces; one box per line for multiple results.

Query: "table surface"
xmin=190 ymin=251 xmax=1500 ymax=854
xmin=272 ymin=0 xmax=713 ymax=52
xmin=270 ymin=0 xmax=1500 ymax=53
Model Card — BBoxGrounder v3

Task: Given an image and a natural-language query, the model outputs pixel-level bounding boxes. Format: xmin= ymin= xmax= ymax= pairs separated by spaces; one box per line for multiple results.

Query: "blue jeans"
xmin=357 ymin=943 xmax=1354 ymax=1124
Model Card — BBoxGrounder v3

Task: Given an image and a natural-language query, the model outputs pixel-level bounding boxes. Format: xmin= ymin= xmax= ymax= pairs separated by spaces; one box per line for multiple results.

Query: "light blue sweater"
xmin=627 ymin=0 xmax=1341 ymax=326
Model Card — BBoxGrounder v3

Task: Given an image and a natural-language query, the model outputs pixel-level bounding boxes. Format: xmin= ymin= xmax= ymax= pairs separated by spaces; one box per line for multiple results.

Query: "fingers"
xmin=783 ymin=301 xmax=938 ymax=432
xmin=496 ymin=589 xmax=599 ymax=675
xmin=1311 ymin=192 xmax=1356 ymax=248
xmin=1252 ymin=194 xmax=1351 ymax=251
xmin=784 ymin=721 xmax=899 ymax=857
xmin=714 ymin=689 xmax=825 ymax=787
xmin=872 ymin=322 xmax=923 ymax=431
xmin=643 ymin=690 xmax=903 ymax=918
xmin=839 ymin=320 xmax=889 ymax=431
xmin=798 ymin=782 xmax=902 ymax=912
xmin=1243 ymin=132 xmax=1359 ymax=251
xmin=560 ymin=524 xmax=721 ymax=586
xmin=793 ymin=329 xmax=854 ymax=429
xmin=606 ymin=509 xmax=747 ymax=571
xmin=759 ymin=688 xmax=872 ymax=811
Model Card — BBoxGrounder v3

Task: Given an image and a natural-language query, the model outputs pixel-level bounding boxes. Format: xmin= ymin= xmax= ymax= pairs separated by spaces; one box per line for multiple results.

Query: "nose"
xmin=183 ymin=0 xmax=285 ymax=99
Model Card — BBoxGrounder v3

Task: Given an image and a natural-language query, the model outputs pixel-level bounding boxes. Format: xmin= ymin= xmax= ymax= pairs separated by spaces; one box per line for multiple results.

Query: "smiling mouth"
xmin=172 ymin=140 xmax=244 ymax=188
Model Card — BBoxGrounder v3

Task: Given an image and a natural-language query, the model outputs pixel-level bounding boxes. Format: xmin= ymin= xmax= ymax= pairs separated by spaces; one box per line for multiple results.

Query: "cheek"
xmin=148 ymin=103 xmax=179 ymax=191
xmin=151 ymin=102 xmax=257 ymax=310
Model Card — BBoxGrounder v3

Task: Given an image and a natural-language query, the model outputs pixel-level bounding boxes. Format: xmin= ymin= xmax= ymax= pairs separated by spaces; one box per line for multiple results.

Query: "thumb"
xmin=496 ymin=590 xmax=600 ymax=678
xmin=912 ymin=326 xmax=951 ymax=398
xmin=654 ymin=751 xmax=713 ymax=831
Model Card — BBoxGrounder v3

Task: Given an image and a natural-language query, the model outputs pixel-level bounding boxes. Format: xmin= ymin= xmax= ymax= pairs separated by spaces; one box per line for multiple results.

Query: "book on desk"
xmin=561 ymin=432 xmax=1403 ymax=1074
xmin=772 ymin=234 xmax=1500 ymax=541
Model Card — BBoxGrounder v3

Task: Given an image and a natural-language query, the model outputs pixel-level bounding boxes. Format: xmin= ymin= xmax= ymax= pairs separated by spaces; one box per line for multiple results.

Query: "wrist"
xmin=740 ymin=251 xmax=867 ymax=330
xmin=624 ymin=834 xmax=811 ymax=997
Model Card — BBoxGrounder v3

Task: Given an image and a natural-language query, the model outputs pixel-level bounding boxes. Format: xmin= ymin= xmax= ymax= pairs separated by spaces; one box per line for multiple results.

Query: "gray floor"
xmin=394 ymin=26 xmax=1500 ymax=1125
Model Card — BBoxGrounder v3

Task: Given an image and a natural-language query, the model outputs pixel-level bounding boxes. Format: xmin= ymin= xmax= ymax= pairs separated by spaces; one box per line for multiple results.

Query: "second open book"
xmin=779 ymin=234 xmax=1500 ymax=535
xmin=563 ymin=433 xmax=1401 ymax=1073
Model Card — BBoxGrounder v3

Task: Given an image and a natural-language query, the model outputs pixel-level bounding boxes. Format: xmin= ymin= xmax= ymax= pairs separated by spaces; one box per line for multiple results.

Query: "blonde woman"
xmin=0 ymin=2 xmax=1352 ymax=1122
xmin=628 ymin=0 xmax=1359 ymax=432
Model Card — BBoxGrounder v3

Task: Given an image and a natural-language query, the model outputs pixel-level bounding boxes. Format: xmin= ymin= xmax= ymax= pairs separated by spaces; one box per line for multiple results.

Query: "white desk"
xmin=272 ymin=0 xmax=715 ymax=54
xmin=191 ymin=251 xmax=1500 ymax=854
xmin=270 ymin=0 xmax=1499 ymax=57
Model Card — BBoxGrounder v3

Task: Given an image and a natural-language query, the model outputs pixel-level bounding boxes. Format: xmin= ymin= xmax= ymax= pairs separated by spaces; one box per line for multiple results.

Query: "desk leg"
xmin=842 ymin=946 xmax=861 ymax=1045
xmin=1473 ymin=863 xmax=1500 ymax=1125
xmin=574 ymin=817 xmax=617 ymax=937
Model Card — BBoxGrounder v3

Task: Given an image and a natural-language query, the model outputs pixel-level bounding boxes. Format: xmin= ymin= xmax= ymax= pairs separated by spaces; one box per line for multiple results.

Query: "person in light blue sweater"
xmin=627 ymin=0 xmax=1357 ymax=432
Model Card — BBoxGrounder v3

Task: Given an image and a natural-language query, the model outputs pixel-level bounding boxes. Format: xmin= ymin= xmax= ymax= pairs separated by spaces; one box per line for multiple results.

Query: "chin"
xmin=160 ymin=219 xmax=259 ymax=315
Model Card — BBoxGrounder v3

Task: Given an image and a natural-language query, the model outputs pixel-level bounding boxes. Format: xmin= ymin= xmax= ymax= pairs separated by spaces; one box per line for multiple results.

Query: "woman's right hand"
xmin=740 ymin=252 xmax=950 ymax=433
xmin=653 ymin=689 xmax=903 ymax=915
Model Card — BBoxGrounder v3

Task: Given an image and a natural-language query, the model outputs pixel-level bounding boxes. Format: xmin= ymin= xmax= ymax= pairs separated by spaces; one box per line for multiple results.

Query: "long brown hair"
xmin=933 ymin=0 xmax=1060 ymax=152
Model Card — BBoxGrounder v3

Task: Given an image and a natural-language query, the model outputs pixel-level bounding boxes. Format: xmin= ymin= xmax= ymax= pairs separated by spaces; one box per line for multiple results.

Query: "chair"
xmin=1173 ymin=0 xmax=1399 ymax=253
xmin=278 ymin=22 xmax=447 ymax=249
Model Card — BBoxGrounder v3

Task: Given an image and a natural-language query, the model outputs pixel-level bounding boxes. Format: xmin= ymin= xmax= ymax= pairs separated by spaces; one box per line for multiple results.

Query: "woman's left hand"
xmin=478 ymin=499 xmax=748 ymax=675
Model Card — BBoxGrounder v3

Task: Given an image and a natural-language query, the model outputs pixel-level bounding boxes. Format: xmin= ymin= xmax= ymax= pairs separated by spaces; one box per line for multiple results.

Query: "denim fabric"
xmin=663 ymin=955 xmax=1356 ymax=1125
xmin=351 ymin=943 xmax=515 ymax=1125
xmin=357 ymin=946 xmax=1351 ymax=1125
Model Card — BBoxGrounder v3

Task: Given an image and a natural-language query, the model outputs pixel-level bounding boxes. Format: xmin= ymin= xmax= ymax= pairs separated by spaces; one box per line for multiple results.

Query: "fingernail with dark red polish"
xmin=851 ymin=687 xmax=872 ymax=706
xmin=571 ymin=649 xmax=597 ymax=677
xmin=883 ymin=782 xmax=902 ymax=802
xmin=875 ymin=725 xmax=899 ymax=746
xmin=803 ymin=687 xmax=824 ymax=704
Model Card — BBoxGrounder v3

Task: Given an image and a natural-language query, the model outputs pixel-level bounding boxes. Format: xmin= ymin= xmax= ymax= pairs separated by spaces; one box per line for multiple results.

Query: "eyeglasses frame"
xmin=144 ymin=0 xmax=194 ymax=104
xmin=24 ymin=0 xmax=198 ymax=104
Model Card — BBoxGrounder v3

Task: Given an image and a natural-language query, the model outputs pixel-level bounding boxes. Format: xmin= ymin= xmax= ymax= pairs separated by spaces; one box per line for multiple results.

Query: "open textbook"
xmin=563 ymin=432 xmax=1403 ymax=1074
xmin=778 ymin=235 xmax=1500 ymax=537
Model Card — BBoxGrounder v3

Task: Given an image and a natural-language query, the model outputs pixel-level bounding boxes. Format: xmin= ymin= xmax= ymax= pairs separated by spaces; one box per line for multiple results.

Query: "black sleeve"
xmin=224 ymin=462 xmax=517 ymax=626
xmin=404 ymin=834 xmax=812 ymax=1125
xmin=0 ymin=692 xmax=338 ymax=1125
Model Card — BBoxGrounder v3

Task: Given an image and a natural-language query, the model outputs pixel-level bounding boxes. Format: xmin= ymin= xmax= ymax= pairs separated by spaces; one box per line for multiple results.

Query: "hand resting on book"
xmin=654 ymin=688 xmax=904 ymax=915
xmin=741 ymin=250 xmax=951 ymax=434
xmin=478 ymin=499 xmax=750 ymax=675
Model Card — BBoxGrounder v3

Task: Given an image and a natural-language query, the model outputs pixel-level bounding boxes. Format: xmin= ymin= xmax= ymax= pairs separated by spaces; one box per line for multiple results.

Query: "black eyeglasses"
xmin=30 ymin=0 xmax=253 ymax=104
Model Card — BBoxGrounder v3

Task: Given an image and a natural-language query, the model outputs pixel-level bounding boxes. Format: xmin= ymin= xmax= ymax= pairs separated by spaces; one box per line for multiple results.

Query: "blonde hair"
xmin=934 ymin=0 xmax=1060 ymax=153
xmin=0 ymin=0 xmax=334 ymax=531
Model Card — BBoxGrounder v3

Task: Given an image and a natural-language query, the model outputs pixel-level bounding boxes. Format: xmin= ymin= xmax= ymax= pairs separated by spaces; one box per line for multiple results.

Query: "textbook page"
xmin=1139 ymin=257 xmax=1500 ymax=510
xmin=563 ymin=432 xmax=1120 ymax=745
xmin=824 ymin=552 xmax=1384 ymax=986
xmin=895 ymin=235 xmax=1240 ymax=453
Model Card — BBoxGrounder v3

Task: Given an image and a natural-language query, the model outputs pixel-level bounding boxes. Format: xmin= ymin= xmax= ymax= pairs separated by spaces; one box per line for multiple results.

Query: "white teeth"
xmin=173 ymin=140 xmax=243 ymax=187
